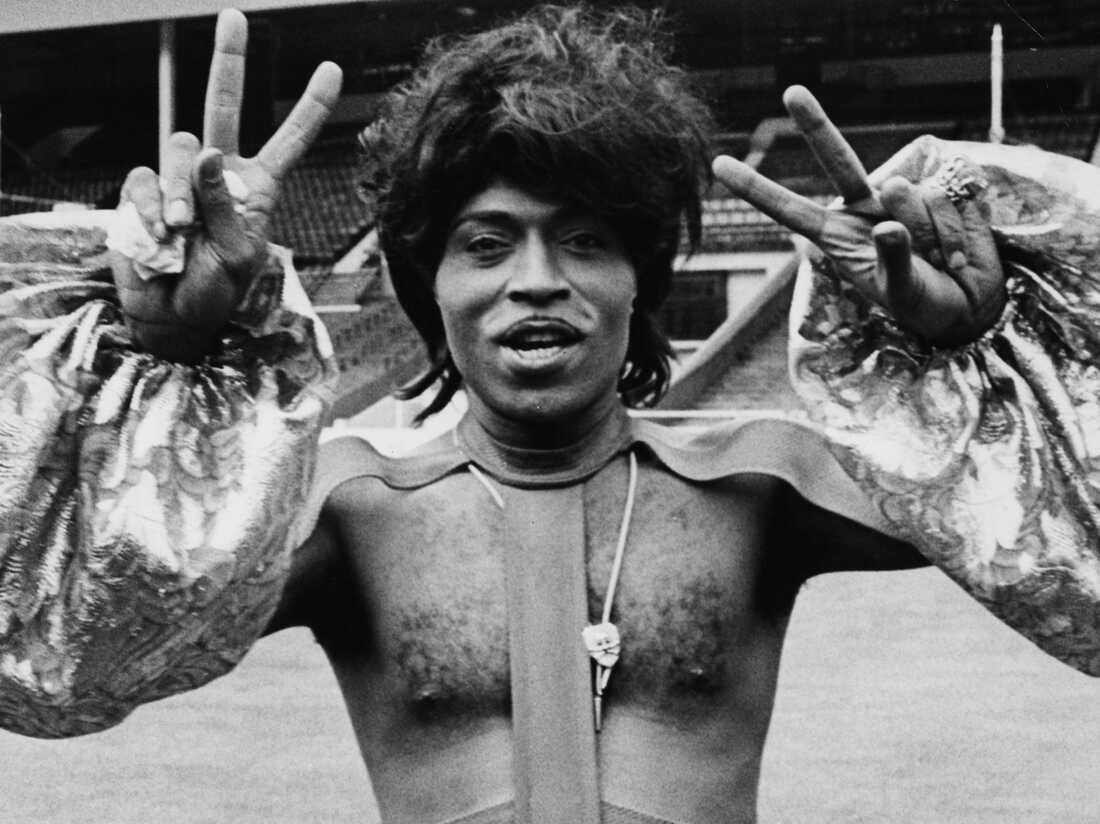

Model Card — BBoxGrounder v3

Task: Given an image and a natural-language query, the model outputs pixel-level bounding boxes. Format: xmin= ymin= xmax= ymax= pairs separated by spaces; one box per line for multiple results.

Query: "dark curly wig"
xmin=359 ymin=4 xmax=714 ymax=420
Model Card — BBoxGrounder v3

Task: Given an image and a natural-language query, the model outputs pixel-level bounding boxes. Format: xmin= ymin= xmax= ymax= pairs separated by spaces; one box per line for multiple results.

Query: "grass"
xmin=2 ymin=567 xmax=1097 ymax=823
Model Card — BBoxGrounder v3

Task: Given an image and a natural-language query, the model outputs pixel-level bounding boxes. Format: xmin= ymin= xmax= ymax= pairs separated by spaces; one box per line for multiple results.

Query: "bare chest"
xmin=331 ymin=461 xmax=785 ymax=725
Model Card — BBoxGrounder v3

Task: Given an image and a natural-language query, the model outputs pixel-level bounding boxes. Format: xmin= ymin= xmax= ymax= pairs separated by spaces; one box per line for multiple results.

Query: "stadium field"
xmin=2 ymin=567 xmax=1097 ymax=823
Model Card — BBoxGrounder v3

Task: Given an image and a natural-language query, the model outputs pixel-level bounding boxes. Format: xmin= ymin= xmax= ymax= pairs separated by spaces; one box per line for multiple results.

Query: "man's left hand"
xmin=712 ymin=86 xmax=1006 ymax=347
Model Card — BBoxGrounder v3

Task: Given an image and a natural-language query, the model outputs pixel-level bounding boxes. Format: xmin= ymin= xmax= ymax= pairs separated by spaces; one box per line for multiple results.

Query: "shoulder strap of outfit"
xmin=304 ymin=415 xmax=893 ymax=539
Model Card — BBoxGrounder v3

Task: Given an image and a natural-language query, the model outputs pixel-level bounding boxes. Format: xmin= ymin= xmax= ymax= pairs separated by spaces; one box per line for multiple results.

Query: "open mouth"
xmin=498 ymin=319 xmax=583 ymax=366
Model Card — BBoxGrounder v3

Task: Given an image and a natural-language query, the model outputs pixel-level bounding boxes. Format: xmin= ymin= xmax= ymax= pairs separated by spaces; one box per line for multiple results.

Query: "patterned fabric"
xmin=0 ymin=213 xmax=337 ymax=737
xmin=444 ymin=802 xmax=679 ymax=823
xmin=791 ymin=137 xmax=1100 ymax=674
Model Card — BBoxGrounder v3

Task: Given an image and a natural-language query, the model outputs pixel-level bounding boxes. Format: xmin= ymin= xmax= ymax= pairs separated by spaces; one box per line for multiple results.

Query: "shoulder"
xmin=317 ymin=428 xmax=469 ymax=490
xmin=316 ymin=433 xmax=388 ymax=490
xmin=632 ymin=414 xmax=831 ymax=484
xmin=287 ymin=429 xmax=460 ymax=549
xmin=631 ymin=414 xmax=891 ymax=535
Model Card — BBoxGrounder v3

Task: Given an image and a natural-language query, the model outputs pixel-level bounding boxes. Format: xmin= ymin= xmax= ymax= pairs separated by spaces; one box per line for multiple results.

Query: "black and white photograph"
xmin=0 ymin=1 xmax=1098 ymax=821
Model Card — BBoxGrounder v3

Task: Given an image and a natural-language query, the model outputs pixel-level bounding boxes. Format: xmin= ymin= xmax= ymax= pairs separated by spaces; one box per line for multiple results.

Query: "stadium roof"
xmin=0 ymin=0 xmax=377 ymax=34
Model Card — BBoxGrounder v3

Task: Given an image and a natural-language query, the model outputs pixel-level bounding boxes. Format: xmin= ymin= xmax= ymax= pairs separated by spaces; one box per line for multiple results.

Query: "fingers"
xmin=881 ymin=175 xmax=970 ymax=272
xmin=872 ymin=221 xmax=920 ymax=314
xmin=119 ymin=167 xmax=166 ymax=241
xmin=874 ymin=221 xmax=974 ymax=344
xmin=952 ymin=196 xmax=1006 ymax=326
xmin=256 ymin=61 xmax=343 ymax=178
xmin=882 ymin=174 xmax=1000 ymax=314
xmin=172 ymin=247 xmax=239 ymax=330
xmin=922 ymin=185 xmax=967 ymax=273
xmin=200 ymin=11 xmax=342 ymax=181
xmin=712 ymin=154 xmax=828 ymax=242
xmin=161 ymin=132 xmax=201 ymax=228
xmin=783 ymin=85 xmax=873 ymax=207
xmin=120 ymin=132 xmax=202 ymax=239
xmin=880 ymin=176 xmax=941 ymax=267
xmin=203 ymin=9 xmax=248 ymax=154
xmin=191 ymin=148 xmax=257 ymax=273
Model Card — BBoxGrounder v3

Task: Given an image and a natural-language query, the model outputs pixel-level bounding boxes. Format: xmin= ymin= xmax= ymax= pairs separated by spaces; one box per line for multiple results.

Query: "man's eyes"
xmin=560 ymin=230 xmax=608 ymax=253
xmin=456 ymin=227 xmax=612 ymax=258
xmin=465 ymin=235 xmax=511 ymax=256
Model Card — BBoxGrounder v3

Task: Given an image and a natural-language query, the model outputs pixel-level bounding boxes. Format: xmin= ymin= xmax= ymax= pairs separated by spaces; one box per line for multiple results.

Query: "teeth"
xmin=512 ymin=345 xmax=566 ymax=362
xmin=514 ymin=336 xmax=564 ymax=349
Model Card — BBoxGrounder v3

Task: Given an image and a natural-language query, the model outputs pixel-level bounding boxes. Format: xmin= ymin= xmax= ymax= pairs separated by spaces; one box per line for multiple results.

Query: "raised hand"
xmin=712 ymin=86 xmax=1005 ymax=347
xmin=112 ymin=9 xmax=343 ymax=362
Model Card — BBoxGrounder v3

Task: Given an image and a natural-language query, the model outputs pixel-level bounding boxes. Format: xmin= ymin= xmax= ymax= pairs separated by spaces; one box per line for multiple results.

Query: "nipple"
xmin=680 ymin=663 xmax=721 ymax=694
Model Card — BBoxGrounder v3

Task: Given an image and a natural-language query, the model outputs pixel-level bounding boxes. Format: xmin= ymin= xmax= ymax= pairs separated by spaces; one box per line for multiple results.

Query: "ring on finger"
xmin=932 ymin=157 xmax=987 ymax=206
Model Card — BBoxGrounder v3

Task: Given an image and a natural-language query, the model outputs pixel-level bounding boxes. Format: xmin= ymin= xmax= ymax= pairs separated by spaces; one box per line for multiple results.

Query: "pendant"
xmin=583 ymin=622 xmax=620 ymax=731
xmin=582 ymin=622 xmax=621 ymax=668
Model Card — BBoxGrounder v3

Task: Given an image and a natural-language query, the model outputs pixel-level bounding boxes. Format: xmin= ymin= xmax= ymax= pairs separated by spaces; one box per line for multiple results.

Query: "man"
xmin=1 ymin=6 xmax=1098 ymax=824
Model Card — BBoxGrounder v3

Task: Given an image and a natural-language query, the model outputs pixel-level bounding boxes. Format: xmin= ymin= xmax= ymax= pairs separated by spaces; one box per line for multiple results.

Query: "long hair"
xmin=359 ymin=4 xmax=714 ymax=420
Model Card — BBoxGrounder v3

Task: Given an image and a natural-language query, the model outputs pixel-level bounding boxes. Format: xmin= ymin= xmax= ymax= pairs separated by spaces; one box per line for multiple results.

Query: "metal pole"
xmin=158 ymin=19 xmax=177 ymax=170
xmin=990 ymin=23 xmax=1005 ymax=144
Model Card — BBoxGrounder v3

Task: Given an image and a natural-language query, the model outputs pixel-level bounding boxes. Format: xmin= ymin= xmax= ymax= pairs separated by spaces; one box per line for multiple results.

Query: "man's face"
xmin=435 ymin=179 xmax=637 ymax=428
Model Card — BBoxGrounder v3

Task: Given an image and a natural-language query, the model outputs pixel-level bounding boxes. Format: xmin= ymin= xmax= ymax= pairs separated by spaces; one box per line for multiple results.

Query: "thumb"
xmin=874 ymin=220 xmax=980 ymax=346
xmin=192 ymin=148 xmax=256 ymax=273
xmin=873 ymin=220 xmax=921 ymax=315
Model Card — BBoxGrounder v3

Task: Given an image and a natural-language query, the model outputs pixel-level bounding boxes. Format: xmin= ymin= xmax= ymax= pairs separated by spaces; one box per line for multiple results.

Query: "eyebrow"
xmin=451 ymin=210 xmax=518 ymax=227
xmin=449 ymin=204 xmax=591 ymax=233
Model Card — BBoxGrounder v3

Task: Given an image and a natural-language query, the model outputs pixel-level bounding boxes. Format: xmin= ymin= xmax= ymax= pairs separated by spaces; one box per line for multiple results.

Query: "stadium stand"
xmin=267 ymin=124 xmax=369 ymax=282
xmin=698 ymin=198 xmax=796 ymax=254
xmin=321 ymin=299 xmax=426 ymax=419
xmin=957 ymin=112 xmax=1100 ymax=159
xmin=0 ymin=163 xmax=127 ymax=217
xmin=668 ymin=106 xmax=1100 ymax=413
xmin=4 ymin=1 xmax=1100 ymax=418
xmin=686 ymin=313 xmax=801 ymax=413
xmin=0 ymin=121 xmax=426 ymax=418
xmin=713 ymin=0 xmax=1100 ymax=66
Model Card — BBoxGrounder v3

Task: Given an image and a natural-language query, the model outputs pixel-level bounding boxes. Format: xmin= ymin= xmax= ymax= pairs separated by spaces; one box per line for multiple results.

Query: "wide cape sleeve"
xmin=0 ymin=212 xmax=337 ymax=736
xmin=790 ymin=136 xmax=1100 ymax=675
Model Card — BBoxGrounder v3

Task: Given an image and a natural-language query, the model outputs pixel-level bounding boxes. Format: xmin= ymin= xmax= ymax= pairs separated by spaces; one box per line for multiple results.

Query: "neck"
xmin=457 ymin=395 xmax=633 ymax=487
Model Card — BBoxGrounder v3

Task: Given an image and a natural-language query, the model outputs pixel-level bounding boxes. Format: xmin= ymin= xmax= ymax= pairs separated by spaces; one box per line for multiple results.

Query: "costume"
xmin=792 ymin=137 xmax=1100 ymax=674
xmin=0 ymin=139 xmax=1098 ymax=822
xmin=0 ymin=218 xmax=335 ymax=736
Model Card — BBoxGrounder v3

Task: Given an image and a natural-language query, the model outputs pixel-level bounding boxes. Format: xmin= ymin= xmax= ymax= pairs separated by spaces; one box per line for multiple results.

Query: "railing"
xmin=658 ymin=253 xmax=801 ymax=411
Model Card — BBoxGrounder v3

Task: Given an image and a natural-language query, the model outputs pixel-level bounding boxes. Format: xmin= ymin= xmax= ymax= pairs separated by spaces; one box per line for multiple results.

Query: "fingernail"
xmin=948 ymin=251 xmax=967 ymax=271
xmin=203 ymin=154 xmax=224 ymax=183
xmin=166 ymin=200 xmax=189 ymax=225
xmin=153 ymin=220 xmax=167 ymax=241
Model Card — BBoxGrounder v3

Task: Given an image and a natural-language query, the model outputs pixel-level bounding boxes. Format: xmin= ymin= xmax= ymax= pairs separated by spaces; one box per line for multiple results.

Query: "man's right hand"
xmin=112 ymin=9 xmax=342 ymax=363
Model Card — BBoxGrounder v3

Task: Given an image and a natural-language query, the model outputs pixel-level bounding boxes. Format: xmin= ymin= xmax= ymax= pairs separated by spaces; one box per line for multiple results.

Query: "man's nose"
xmin=506 ymin=240 xmax=570 ymax=303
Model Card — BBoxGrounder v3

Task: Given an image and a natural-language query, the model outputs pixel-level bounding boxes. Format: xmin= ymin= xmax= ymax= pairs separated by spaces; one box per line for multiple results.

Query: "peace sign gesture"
xmin=713 ymin=86 xmax=1005 ymax=347
xmin=111 ymin=9 xmax=343 ymax=362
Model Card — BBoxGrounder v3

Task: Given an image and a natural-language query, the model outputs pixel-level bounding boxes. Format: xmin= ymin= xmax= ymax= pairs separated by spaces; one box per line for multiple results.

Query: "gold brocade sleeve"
xmin=791 ymin=137 xmax=1100 ymax=675
xmin=0 ymin=213 xmax=337 ymax=736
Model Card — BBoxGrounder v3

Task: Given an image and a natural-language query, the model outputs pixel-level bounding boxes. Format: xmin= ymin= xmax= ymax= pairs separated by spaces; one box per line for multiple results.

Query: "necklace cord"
xmin=601 ymin=449 xmax=636 ymax=625
xmin=464 ymin=444 xmax=638 ymax=733
xmin=463 ymin=446 xmax=638 ymax=625
xmin=468 ymin=461 xmax=506 ymax=509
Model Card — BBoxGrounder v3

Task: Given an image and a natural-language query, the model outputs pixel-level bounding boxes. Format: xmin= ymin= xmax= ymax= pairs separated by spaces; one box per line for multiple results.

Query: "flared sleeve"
xmin=0 ymin=212 xmax=337 ymax=736
xmin=790 ymin=137 xmax=1100 ymax=674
